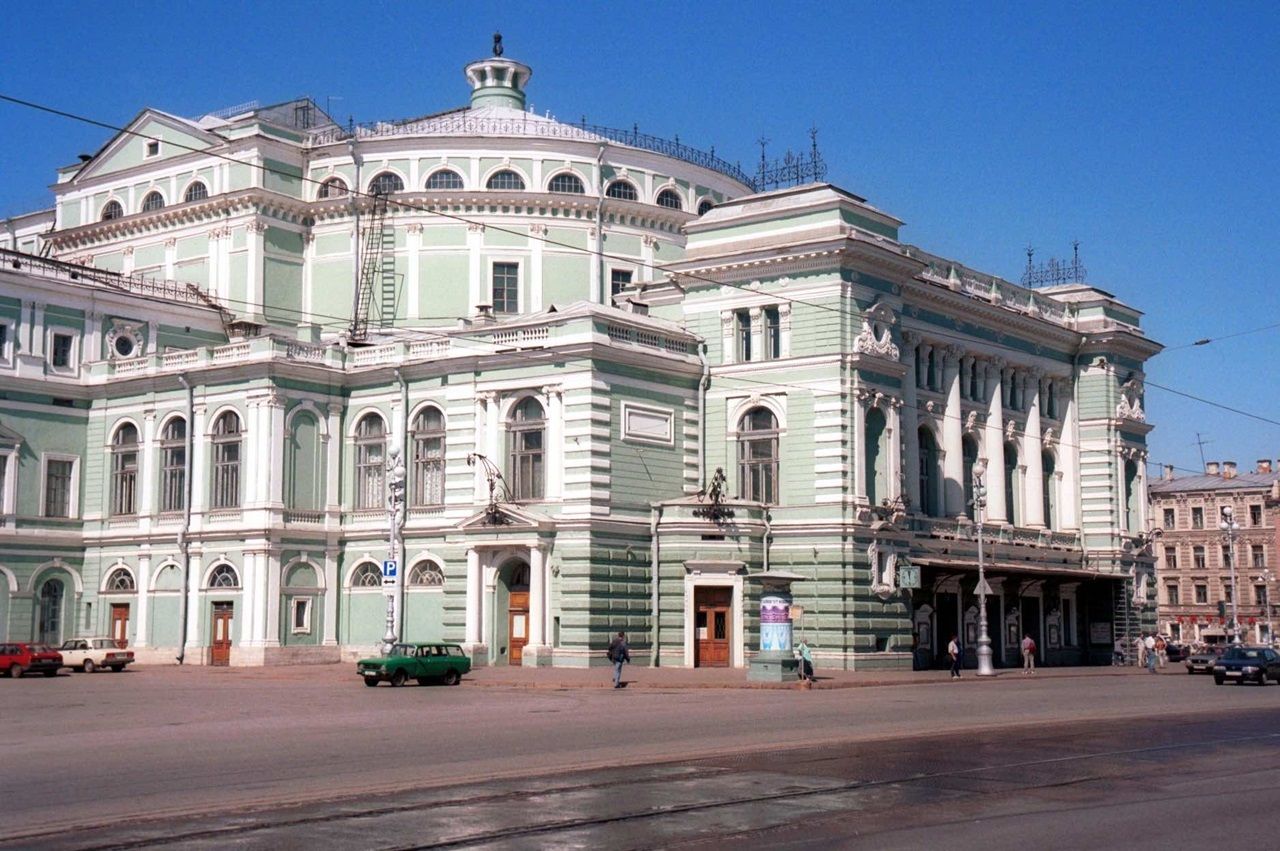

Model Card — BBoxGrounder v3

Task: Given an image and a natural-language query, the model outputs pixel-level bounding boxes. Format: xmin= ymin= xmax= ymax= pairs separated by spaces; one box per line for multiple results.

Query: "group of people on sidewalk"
xmin=945 ymin=632 xmax=1039 ymax=678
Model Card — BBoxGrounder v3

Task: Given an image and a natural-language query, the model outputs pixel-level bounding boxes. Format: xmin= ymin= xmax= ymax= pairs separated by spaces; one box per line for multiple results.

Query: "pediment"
xmin=73 ymin=110 xmax=224 ymax=183
xmin=456 ymin=503 xmax=554 ymax=531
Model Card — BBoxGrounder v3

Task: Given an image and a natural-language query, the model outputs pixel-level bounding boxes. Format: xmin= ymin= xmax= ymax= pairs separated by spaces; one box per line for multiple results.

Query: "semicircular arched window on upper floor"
xmin=141 ymin=191 xmax=165 ymax=213
xmin=605 ymin=180 xmax=638 ymax=201
xmin=368 ymin=172 xmax=404 ymax=196
xmin=318 ymin=177 xmax=348 ymax=199
xmin=101 ymin=200 xmax=124 ymax=221
xmin=184 ymin=181 xmax=209 ymax=203
xmin=548 ymin=173 xmax=585 ymax=194
xmin=656 ymin=188 xmax=683 ymax=211
xmin=425 ymin=169 xmax=465 ymax=190
xmin=486 ymin=169 xmax=526 ymax=191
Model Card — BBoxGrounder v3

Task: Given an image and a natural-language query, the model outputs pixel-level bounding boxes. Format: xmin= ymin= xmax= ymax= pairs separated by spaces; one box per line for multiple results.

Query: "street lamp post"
xmin=1256 ymin=566 xmax=1275 ymax=647
xmin=383 ymin=445 xmax=406 ymax=654
xmin=1220 ymin=505 xmax=1242 ymax=645
xmin=972 ymin=459 xmax=994 ymax=676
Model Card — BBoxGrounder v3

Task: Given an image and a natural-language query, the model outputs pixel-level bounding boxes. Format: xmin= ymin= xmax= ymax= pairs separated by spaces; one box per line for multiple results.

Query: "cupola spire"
xmin=464 ymin=33 xmax=531 ymax=110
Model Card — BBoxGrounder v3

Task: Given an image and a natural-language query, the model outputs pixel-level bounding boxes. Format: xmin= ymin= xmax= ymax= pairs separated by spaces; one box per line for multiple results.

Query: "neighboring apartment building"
xmin=0 ymin=43 xmax=1160 ymax=668
xmin=1150 ymin=461 xmax=1280 ymax=644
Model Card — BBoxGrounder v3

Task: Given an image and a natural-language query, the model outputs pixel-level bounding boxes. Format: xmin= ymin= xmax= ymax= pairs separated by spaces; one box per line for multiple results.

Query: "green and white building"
xmin=0 ymin=46 xmax=1161 ymax=669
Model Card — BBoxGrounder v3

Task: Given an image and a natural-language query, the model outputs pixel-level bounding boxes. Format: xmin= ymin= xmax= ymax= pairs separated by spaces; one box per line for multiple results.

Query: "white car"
xmin=57 ymin=638 xmax=134 ymax=673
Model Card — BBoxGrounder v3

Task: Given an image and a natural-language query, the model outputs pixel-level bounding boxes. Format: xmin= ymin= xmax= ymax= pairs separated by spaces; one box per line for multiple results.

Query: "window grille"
xmin=656 ymin=189 xmax=683 ymax=210
xmin=141 ymin=192 xmax=165 ymax=213
xmin=548 ymin=173 xmax=585 ymax=194
xmin=606 ymin=180 xmax=638 ymax=201
xmin=318 ymin=177 xmax=348 ymax=198
xmin=160 ymin=418 xmax=186 ymax=512
xmin=352 ymin=564 xmax=382 ymax=587
xmin=368 ymin=172 xmax=404 ymax=195
xmin=208 ymin=565 xmax=240 ymax=588
xmin=101 ymin=200 xmax=124 ymax=221
xmin=44 ymin=459 xmax=74 ymax=517
xmin=105 ymin=568 xmax=136 ymax=592
xmin=408 ymin=562 xmax=445 ymax=587
xmin=184 ymin=182 xmax=208 ymax=203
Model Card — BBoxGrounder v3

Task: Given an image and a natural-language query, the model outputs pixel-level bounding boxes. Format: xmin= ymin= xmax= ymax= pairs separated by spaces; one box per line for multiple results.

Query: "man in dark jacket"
xmin=607 ymin=631 xmax=630 ymax=688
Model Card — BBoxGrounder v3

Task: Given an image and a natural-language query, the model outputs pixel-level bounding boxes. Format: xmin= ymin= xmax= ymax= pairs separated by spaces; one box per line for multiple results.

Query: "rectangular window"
xmin=212 ymin=441 xmax=241 ymax=509
xmin=161 ymin=443 xmax=186 ymax=513
xmin=763 ymin=307 xmax=781 ymax=360
xmin=44 ymin=459 xmax=74 ymax=517
xmin=1222 ymin=545 xmax=1232 ymax=568
xmin=1193 ymin=546 xmax=1206 ymax=570
xmin=1191 ymin=507 xmax=1204 ymax=529
xmin=1250 ymin=505 xmax=1263 ymax=526
xmin=145 ymin=140 xmax=160 ymax=157
xmin=1163 ymin=508 xmax=1175 ymax=528
xmin=111 ymin=445 xmax=138 ymax=516
xmin=1223 ymin=583 xmax=1234 ymax=604
xmin=735 ymin=310 xmax=752 ymax=362
xmin=492 ymin=262 xmax=519 ymax=313
xmin=1164 ymin=547 xmax=1177 ymax=569
xmin=510 ymin=427 xmax=544 ymax=501
xmin=291 ymin=598 xmax=311 ymax=633
xmin=51 ymin=333 xmax=74 ymax=369
xmin=610 ymin=268 xmax=633 ymax=300
xmin=1194 ymin=584 xmax=1208 ymax=604
xmin=1255 ymin=585 xmax=1269 ymax=606
xmin=0 ymin=323 xmax=9 ymax=363
xmin=1252 ymin=545 xmax=1265 ymax=569
xmin=1166 ymin=584 xmax=1179 ymax=605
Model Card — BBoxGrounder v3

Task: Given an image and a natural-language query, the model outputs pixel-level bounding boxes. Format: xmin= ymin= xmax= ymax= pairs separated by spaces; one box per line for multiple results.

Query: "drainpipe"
xmin=346 ymin=137 xmax=363 ymax=332
xmin=394 ymin=367 xmax=409 ymax=638
xmin=595 ymin=144 xmax=607 ymax=304
xmin=763 ymin=509 xmax=772 ymax=573
xmin=650 ymin=503 xmax=663 ymax=667
xmin=175 ymin=374 xmax=194 ymax=664
xmin=697 ymin=343 xmax=710 ymax=485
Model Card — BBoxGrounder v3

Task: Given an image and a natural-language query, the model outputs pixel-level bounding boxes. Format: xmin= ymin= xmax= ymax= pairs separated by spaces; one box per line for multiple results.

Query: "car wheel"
xmin=1186 ymin=668 xmax=1194 ymax=675
xmin=8 ymin=664 xmax=22 ymax=679
xmin=1214 ymin=675 xmax=1224 ymax=685
xmin=390 ymin=669 xmax=408 ymax=688
xmin=82 ymin=659 xmax=95 ymax=674
xmin=363 ymin=677 xmax=379 ymax=687
xmin=443 ymin=669 xmax=461 ymax=686
xmin=110 ymin=665 xmax=124 ymax=673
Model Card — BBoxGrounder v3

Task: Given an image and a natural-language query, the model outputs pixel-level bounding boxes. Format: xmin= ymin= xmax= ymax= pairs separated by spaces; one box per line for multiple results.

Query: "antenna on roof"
xmin=1194 ymin=432 xmax=1212 ymax=471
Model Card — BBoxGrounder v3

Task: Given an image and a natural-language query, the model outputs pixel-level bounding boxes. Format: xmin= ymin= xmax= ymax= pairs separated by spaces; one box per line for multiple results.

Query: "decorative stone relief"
xmin=1117 ymin=375 xmax=1146 ymax=422
xmin=852 ymin=299 xmax=900 ymax=360
xmin=868 ymin=539 xmax=900 ymax=600
xmin=105 ymin=320 xmax=145 ymax=360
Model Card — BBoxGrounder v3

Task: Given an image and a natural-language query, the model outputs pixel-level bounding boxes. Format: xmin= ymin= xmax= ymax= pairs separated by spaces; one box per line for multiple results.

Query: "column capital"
xmin=943 ymin=344 xmax=964 ymax=365
xmin=901 ymin=329 xmax=920 ymax=345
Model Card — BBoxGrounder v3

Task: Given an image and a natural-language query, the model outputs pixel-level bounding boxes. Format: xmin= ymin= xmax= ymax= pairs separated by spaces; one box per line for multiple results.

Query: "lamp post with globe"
xmin=1220 ymin=505 xmax=1242 ymax=645
xmin=971 ymin=458 xmax=994 ymax=676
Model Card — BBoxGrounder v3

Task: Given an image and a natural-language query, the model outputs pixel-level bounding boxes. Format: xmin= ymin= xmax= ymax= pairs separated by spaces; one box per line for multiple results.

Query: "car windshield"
xmin=388 ymin=644 xmax=415 ymax=657
xmin=1223 ymin=648 xmax=1262 ymax=660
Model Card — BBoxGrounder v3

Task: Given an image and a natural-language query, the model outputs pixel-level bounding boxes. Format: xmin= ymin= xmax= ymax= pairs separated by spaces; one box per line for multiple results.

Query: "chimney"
xmin=1258 ymin=459 xmax=1273 ymax=474
xmin=1223 ymin=461 xmax=1237 ymax=479
xmin=1163 ymin=464 xmax=1175 ymax=481
xmin=1206 ymin=461 xmax=1220 ymax=476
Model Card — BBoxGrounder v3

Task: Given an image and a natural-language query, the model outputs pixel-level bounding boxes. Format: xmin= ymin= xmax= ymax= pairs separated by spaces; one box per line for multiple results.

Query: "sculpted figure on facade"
xmin=1117 ymin=375 xmax=1146 ymax=422
xmin=852 ymin=301 xmax=900 ymax=360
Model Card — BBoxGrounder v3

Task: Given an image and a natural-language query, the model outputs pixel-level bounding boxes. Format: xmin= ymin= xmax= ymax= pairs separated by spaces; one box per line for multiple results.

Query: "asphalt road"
xmin=2 ymin=665 xmax=1277 ymax=849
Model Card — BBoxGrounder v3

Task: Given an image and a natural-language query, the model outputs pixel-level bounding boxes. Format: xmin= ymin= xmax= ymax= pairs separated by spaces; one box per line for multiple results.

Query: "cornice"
xmin=903 ymin=276 xmax=1082 ymax=350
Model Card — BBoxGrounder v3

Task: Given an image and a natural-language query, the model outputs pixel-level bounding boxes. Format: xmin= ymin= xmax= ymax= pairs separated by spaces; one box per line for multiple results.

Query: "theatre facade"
xmin=0 ymin=45 xmax=1160 ymax=669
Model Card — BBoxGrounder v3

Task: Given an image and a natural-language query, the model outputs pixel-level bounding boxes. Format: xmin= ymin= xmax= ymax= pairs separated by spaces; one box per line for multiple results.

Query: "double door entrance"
xmin=694 ymin=586 xmax=732 ymax=667
xmin=211 ymin=602 xmax=233 ymax=666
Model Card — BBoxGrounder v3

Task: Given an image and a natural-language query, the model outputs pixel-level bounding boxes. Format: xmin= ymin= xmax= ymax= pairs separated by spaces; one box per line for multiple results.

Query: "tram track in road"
xmin=13 ymin=714 xmax=1280 ymax=851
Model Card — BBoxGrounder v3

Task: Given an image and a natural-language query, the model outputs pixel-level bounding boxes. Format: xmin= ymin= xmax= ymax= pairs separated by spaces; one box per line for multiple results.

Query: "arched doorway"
xmin=39 ymin=579 xmax=64 ymax=645
xmin=501 ymin=560 xmax=530 ymax=665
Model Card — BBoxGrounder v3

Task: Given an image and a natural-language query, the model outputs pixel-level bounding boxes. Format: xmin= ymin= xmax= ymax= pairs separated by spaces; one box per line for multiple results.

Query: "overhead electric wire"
xmin=0 ymin=93 xmax=1272 ymax=472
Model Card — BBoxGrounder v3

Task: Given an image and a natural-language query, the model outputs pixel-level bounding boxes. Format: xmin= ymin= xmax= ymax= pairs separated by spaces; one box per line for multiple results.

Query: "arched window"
xmin=605 ymin=180 xmax=638 ymax=201
xmin=354 ymin=414 xmax=386 ymax=510
xmin=962 ymin=437 xmax=980 ymax=520
xmin=738 ymin=407 xmax=779 ymax=504
xmin=183 ymin=181 xmax=208 ymax=203
xmin=547 ymin=173 xmax=585 ymax=194
xmin=160 ymin=418 xmax=186 ymax=513
xmin=411 ymin=407 xmax=445 ymax=506
xmin=656 ymin=188 xmax=683 ymax=210
xmin=351 ymin=563 xmax=382 ymax=588
xmin=697 ymin=199 xmax=715 ymax=215
xmin=1043 ymin=451 xmax=1058 ymax=530
xmin=917 ymin=428 xmax=941 ymax=517
xmin=407 ymin=562 xmax=445 ymax=587
xmin=368 ymin=171 xmax=404 ymax=196
xmin=486 ymin=169 xmax=526 ymax=191
xmin=101 ymin=200 xmax=124 ymax=221
xmin=141 ymin=191 xmax=165 ymax=213
xmin=211 ymin=411 xmax=243 ymax=509
xmin=208 ymin=564 xmax=240 ymax=588
xmin=105 ymin=568 xmax=136 ymax=592
xmin=1004 ymin=443 xmax=1020 ymax=526
xmin=425 ymin=169 xmax=464 ymax=190
xmin=318 ymin=177 xmax=348 ymax=199
xmin=39 ymin=579 xmax=64 ymax=645
xmin=865 ymin=407 xmax=888 ymax=506
xmin=508 ymin=397 xmax=545 ymax=501
xmin=111 ymin=423 xmax=140 ymax=516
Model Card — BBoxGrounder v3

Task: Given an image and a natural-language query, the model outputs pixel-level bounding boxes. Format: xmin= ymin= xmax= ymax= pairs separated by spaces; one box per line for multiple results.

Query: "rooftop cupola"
xmin=464 ymin=33 xmax=532 ymax=110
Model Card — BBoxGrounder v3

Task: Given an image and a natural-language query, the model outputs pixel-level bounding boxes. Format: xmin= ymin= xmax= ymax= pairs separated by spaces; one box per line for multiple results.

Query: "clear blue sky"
xmin=2 ymin=1 xmax=1277 ymax=479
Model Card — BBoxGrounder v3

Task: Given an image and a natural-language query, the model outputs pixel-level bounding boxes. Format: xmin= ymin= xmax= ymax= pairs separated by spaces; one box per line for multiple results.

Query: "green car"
xmin=357 ymin=643 xmax=471 ymax=687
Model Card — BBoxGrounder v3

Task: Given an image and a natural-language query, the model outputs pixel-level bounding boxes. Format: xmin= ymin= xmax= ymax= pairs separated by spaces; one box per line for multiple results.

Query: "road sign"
xmin=974 ymin=577 xmax=993 ymax=597
xmin=898 ymin=564 xmax=920 ymax=589
xmin=382 ymin=559 xmax=397 ymax=579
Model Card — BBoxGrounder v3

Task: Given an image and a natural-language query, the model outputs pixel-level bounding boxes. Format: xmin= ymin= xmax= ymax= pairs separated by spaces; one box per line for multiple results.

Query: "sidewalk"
xmin=465 ymin=662 xmax=1171 ymax=691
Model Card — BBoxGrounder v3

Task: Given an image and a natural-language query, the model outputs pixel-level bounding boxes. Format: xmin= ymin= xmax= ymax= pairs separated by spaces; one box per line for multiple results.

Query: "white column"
xmin=263 ymin=550 xmax=281 ymax=647
xmin=641 ymin=235 xmax=656 ymax=283
xmin=1060 ymin=380 xmax=1080 ymax=531
xmin=529 ymin=224 xmax=545 ymax=311
xmin=246 ymin=221 xmax=266 ymax=320
xmin=902 ymin=335 xmax=920 ymax=509
xmin=190 ymin=404 xmax=208 ymax=526
xmin=1023 ymin=374 xmax=1046 ymax=529
xmin=528 ymin=545 xmax=546 ymax=657
xmin=139 ymin=409 xmax=158 ymax=517
xmin=241 ymin=551 xmax=259 ymax=645
xmin=322 ymin=550 xmax=338 ymax=646
xmin=301 ymin=234 xmax=316 ymax=326
xmin=485 ymin=393 xmax=501 ymax=472
xmin=465 ymin=548 xmax=481 ymax=645
xmin=406 ymin=224 xmax=422 ymax=319
xmin=325 ymin=403 xmax=342 ymax=517
xmin=184 ymin=553 xmax=203 ymax=653
xmin=721 ymin=311 xmax=735 ymax=364
xmin=887 ymin=399 xmax=903 ymax=501
xmin=164 ymin=237 xmax=177 ymax=279
xmin=543 ymin=386 xmax=563 ymax=499
xmin=942 ymin=347 xmax=965 ymax=516
xmin=267 ymin=395 xmax=285 ymax=509
xmin=473 ymin=393 xmax=489 ymax=502
xmin=778 ymin=304 xmax=792 ymax=358
xmin=852 ymin=390 xmax=868 ymax=504
xmin=749 ymin=306 xmax=763 ymax=361
xmin=985 ymin=362 xmax=1008 ymax=524
xmin=589 ymin=225 xmax=601 ymax=304
xmin=134 ymin=554 xmax=151 ymax=648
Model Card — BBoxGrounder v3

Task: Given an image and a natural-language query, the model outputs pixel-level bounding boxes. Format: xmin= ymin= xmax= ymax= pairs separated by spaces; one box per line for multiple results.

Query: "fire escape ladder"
xmin=378 ymin=223 xmax=397 ymax=329
xmin=350 ymin=194 xmax=388 ymax=342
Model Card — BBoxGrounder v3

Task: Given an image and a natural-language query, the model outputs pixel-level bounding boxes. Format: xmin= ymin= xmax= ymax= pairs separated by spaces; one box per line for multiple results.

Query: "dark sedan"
xmin=1213 ymin=646 xmax=1280 ymax=686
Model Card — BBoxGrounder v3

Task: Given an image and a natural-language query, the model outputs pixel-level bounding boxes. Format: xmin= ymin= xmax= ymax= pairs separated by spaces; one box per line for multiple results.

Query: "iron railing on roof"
xmin=309 ymin=114 xmax=756 ymax=189
xmin=0 ymin=248 xmax=224 ymax=309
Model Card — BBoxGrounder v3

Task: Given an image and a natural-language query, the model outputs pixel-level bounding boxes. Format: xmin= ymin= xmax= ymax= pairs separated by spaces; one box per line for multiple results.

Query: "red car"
xmin=1 ymin=642 xmax=64 ymax=678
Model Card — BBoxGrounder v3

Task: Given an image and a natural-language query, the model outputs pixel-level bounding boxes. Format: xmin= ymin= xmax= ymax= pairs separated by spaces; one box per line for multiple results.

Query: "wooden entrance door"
xmin=110 ymin=604 xmax=130 ymax=647
xmin=694 ymin=586 xmax=733 ymax=667
xmin=508 ymin=591 xmax=530 ymax=665
xmin=211 ymin=602 xmax=233 ymax=666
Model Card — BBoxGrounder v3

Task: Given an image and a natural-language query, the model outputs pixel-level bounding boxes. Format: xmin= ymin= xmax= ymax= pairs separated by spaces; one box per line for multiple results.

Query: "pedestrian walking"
xmin=948 ymin=634 xmax=962 ymax=679
xmin=1021 ymin=633 xmax=1037 ymax=674
xmin=1155 ymin=635 xmax=1168 ymax=668
xmin=1134 ymin=633 xmax=1146 ymax=668
xmin=1144 ymin=633 xmax=1158 ymax=673
xmin=1112 ymin=637 xmax=1126 ymax=666
xmin=607 ymin=631 xmax=630 ymax=688
xmin=796 ymin=639 xmax=814 ymax=683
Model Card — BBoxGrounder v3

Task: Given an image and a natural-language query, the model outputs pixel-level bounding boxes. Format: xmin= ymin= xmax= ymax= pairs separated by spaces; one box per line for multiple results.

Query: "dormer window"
xmin=145 ymin=140 xmax=160 ymax=158
xmin=141 ymin=191 xmax=165 ymax=213
xmin=656 ymin=188 xmax=683 ymax=211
